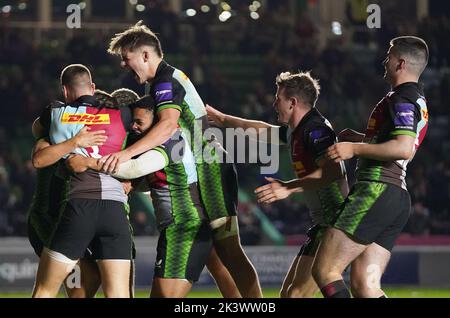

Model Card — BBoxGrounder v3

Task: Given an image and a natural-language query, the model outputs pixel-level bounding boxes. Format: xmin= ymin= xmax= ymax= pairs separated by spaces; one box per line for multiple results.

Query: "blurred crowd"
xmin=0 ymin=2 xmax=449 ymax=244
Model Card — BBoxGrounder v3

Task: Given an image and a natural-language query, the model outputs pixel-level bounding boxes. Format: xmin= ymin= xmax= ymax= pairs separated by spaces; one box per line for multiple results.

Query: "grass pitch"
xmin=2 ymin=287 xmax=450 ymax=298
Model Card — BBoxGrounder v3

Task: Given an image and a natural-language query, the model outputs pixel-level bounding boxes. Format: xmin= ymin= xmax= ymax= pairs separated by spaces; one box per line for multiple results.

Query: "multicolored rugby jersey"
xmin=356 ymin=82 xmax=429 ymax=190
xmin=132 ymin=129 xmax=206 ymax=230
xmin=40 ymin=95 xmax=132 ymax=203
xmin=149 ymin=60 xmax=236 ymax=221
xmin=280 ymin=108 xmax=348 ymax=226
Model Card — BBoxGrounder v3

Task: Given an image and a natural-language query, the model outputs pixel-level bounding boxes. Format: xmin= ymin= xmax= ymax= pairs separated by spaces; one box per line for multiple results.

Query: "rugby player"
xmin=312 ymin=36 xmax=430 ymax=298
xmin=206 ymin=71 xmax=349 ymax=298
xmin=103 ymin=21 xmax=261 ymax=297
xmin=32 ymin=64 xmax=134 ymax=298
xmin=29 ymin=122 xmax=106 ymax=298
xmin=68 ymin=95 xmax=240 ymax=298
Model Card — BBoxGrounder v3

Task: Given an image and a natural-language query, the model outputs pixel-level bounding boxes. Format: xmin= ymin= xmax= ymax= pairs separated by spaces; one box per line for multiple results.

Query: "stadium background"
xmin=0 ymin=0 xmax=449 ymax=297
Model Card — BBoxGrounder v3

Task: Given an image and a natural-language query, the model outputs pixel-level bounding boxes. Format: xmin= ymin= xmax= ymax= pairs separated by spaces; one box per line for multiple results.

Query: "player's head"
xmin=111 ymin=88 xmax=140 ymax=108
xmin=108 ymin=21 xmax=163 ymax=84
xmin=383 ymin=36 xmax=429 ymax=84
xmin=130 ymin=95 xmax=156 ymax=135
xmin=60 ymin=64 xmax=95 ymax=103
xmin=94 ymin=89 xmax=117 ymax=108
xmin=274 ymin=71 xmax=320 ymax=125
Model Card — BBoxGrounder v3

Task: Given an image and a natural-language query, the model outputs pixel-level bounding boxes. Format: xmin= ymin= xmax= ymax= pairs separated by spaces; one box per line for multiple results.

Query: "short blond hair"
xmin=276 ymin=71 xmax=321 ymax=107
xmin=108 ymin=20 xmax=163 ymax=57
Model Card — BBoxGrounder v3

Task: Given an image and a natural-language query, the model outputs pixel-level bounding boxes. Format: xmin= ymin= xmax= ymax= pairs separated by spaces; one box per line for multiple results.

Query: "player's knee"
xmin=350 ymin=278 xmax=374 ymax=298
xmin=32 ymin=285 xmax=57 ymax=298
xmin=311 ymin=262 xmax=325 ymax=283
xmin=103 ymin=287 xmax=130 ymax=298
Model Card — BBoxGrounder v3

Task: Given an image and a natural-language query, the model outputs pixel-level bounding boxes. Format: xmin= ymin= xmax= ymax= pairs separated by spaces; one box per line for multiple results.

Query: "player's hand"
xmin=121 ymin=180 xmax=133 ymax=195
xmin=326 ymin=142 xmax=355 ymax=162
xmin=205 ymin=104 xmax=226 ymax=128
xmin=99 ymin=150 xmax=131 ymax=175
xmin=254 ymin=177 xmax=292 ymax=204
xmin=338 ymin=128 xmax=365 ymax=143
xmin=66 ymin=154 xmax=99 ymax=173
xmin=74 ymin=127 xmax=107 ymax=148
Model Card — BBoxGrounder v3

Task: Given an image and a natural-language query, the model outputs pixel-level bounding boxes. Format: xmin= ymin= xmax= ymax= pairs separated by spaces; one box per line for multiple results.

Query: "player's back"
xmin=41 ymin=95 xmax=132 ymax=203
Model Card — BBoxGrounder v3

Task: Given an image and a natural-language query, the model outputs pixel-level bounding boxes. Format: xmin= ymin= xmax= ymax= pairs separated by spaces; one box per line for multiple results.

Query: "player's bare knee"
xmin=350 ymin=279 xmax=380 ymax=298
xmin=287 ymin=285 xmax=316 ymax=298
xmin=311 ymin=262 xmax=325 ymax=282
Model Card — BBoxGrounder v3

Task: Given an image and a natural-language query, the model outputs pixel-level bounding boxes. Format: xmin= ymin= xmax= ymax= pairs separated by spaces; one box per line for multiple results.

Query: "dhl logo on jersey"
xmin=61 ymin=113 xmax=110 ymax=124
xmin=368 ymin=118 xmax=377 ymax=130
xmin=180 ymin=71 xmax=189 ymax=81
xmin=422 ymin=109 xmax=429 ymax=122
xmin=293 ymin=161 xmax=306 ymax=175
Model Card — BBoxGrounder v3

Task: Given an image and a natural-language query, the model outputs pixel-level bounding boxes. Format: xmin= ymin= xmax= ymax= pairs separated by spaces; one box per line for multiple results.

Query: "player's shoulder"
xmin=390 ymin=82 xmax=423 ymax=104
xmin=153 ymin=60 xmax=176 ymax=83
xmin=46 ymin=100 xmax=65 ymax=110
xmin=303 ymin=108 xmax=335 ymax=133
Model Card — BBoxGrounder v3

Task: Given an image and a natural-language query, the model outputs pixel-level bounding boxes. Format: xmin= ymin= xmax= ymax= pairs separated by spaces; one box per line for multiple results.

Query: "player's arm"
xmin=67 ymin=148 xmax=168 ymax=179
xmin=255 ymin=158 xmax=344 ymax=204
xmin=327 ymin=100 xmax=419 ymax=163
xmin=112 ymin=148 xmax=168 ymax=179
xmin=326 ymin=135 xmax=415 ymax=163
xmin=32 ymin=124 xmax=107 ymax=169
xmin=337 ymin=128 xmax=365 ymax=142
xmin=255 ymin=124 xmax=345 ymax=204
xmin=206 ymin=104 xmax=283 ymax=144
xmin=100 ymin=108 xmax=179 ymax=174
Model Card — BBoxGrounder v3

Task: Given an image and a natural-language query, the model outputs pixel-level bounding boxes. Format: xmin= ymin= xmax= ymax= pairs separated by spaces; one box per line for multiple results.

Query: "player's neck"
xmin=391 ymin=75 xmax=419 ymax=89
xmin=147 ymin=58 xmax=163 ymax=81
xmin=288 ymin=106 xmax=310 ymax=130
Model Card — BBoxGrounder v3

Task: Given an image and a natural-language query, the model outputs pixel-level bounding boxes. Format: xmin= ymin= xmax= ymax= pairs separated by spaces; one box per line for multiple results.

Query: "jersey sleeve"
xmin=38 ymin=105 xmax=52 ymax=139
xmin=304 ymin=125 xmax=337 ymax=163
xmin=388 ymin=95 xmax=421 ymax=138
xmin=278 ymin=125 xmax=289 ymax=145
xmin=120 ymin=106 xmax=133 ymax=132
xmin=152 ymin=78 xmax=185 ymax=113
xmin=153 ymin=130 xmax=185 ymax=165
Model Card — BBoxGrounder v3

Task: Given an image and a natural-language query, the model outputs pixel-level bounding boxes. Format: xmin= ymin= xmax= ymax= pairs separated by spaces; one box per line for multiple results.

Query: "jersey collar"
xmin=155 ymin=60 xmax=169 ymax=78
xmin=294 ymin=107 xmax=318 ymax=132
xmin=393 ymin=82 xmax=420 ymax=92
xmin=72 ymin=95 xmax=99 ymax=108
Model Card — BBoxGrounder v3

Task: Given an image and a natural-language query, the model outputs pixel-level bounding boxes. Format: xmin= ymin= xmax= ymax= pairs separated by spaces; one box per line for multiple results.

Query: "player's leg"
xmin=350 ymin=188 xmax=411 ymax=298
xmin=129 ymin=259 xmax=136 ymax=298
xmin=65 ymin=258 xmax=101 ymax=298
xmin=312 ymin=227 xmax=366 ymax=298
xmin=97 ymin=260 xmax=131 ymax=298
xmin=206 ymin=246 xmax=241 ymax=298
xmin=32 ymin=248 xmax=79 ymax=297
xmin=151 ymin=220 xmax=213 ymax=298
xmin=314 ymin=182 xmax=409 ymax=298
xmin=151 ymin=279 xmax=193 ymax=298
xmin=212 ymin=216 xmax=263 ymax=298
xmin=287 ymin=255 xmax=318 ymax=298
xmin=197 ymin=160 xmax=262 ymax=298
xmin=280 ymin=254 xmax=300 ymax=298
xmin=283 ymin=226 xmax=325 ymax=298
xmin=350 ymin=243 xmax=390 ymax=298
xmin=34 ymin=199 xmax=96 ymax=298
xmin=93 ymin=200 xmax=134 ymax=298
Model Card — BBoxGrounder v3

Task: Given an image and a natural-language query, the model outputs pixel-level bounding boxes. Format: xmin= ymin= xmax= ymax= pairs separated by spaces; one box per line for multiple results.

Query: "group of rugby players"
xmin=27 ymin=21 xmax=430 ymax=298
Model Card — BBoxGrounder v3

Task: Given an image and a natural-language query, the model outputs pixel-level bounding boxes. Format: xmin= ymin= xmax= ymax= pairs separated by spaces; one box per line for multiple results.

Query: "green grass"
xmin=2 ymin=287 xmax=450 ymax=298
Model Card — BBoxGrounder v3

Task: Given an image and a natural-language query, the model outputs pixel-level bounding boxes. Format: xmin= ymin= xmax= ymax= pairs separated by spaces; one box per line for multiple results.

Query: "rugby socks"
xmin=320 ymin=280 xmax=351 ymax=298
